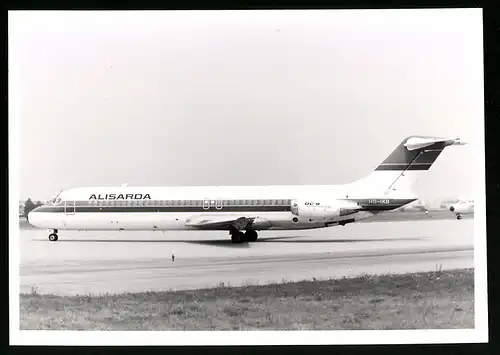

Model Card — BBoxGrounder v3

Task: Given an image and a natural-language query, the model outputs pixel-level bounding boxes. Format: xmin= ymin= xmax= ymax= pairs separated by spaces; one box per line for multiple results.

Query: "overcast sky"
xmin=10 ymin=9 xmax=483 ymax=201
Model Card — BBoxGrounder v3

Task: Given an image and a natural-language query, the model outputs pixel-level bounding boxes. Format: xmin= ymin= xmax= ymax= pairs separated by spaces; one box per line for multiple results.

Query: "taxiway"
xmin=18 ymin=215 xmax=474 ymax=295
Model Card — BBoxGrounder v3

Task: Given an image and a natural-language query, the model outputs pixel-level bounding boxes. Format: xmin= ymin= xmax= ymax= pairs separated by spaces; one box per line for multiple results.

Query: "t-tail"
xmin=352 ymin=136 xmax=466 ymax=191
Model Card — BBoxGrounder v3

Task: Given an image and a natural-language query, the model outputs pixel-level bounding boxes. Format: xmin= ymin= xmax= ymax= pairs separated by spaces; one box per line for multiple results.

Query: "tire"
xmin=245 ymin=230 xmax=258 ymax=242
xmin=231 ymin=232 xmax=242 ymax=243
xmin=49 ymin=233 xmax=58 ymax=242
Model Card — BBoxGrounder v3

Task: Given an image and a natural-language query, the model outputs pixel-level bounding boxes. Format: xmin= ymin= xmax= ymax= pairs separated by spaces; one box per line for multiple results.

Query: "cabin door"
xmin=65 ymin=201 xmax=75 ymax=215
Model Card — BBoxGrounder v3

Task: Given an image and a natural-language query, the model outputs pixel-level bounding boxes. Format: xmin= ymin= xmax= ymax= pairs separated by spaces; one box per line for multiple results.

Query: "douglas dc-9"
xmin=28 ymin=136 xmax=466 ymax=243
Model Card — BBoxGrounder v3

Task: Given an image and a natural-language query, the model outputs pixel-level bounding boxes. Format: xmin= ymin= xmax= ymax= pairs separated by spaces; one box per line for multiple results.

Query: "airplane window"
xmin=50 ymin=197 xmax=62 ymax=205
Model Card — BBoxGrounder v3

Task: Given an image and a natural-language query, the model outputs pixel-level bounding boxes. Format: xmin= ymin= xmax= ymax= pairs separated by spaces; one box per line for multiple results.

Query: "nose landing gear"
xmin=48 ymin=229 xmax=59 ymax=241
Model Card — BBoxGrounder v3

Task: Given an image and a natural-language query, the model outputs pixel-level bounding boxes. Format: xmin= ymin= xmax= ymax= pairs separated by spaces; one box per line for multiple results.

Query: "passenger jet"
xmin=28 ymin=136 xmax=465 ymax=243
xmin=449 ymin=197 xmax=474 ymax=220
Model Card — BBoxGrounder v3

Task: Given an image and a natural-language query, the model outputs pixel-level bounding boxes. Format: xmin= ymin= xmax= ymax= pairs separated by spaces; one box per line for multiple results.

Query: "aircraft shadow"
xmin=36 ymin=236 xmax=423 ymax=247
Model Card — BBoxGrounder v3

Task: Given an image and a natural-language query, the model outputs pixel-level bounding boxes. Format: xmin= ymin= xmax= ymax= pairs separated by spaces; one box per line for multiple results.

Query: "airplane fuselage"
xmin=28 ymin=185 xmax=416 ymax=231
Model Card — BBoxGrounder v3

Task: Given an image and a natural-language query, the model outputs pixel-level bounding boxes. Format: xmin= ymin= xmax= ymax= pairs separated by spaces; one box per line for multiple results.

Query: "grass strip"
xmin=20 ymin=268 xmax=474 ymax=330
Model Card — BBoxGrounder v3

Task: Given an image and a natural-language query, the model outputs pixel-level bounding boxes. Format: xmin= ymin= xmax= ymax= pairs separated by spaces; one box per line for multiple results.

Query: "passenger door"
xmin=64 ymin=201 xmax=75 ymax=215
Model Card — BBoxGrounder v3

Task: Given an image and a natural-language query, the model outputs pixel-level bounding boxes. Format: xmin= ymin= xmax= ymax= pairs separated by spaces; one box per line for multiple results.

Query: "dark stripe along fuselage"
xmin=34 ymin=198 xmax=416 ymax=214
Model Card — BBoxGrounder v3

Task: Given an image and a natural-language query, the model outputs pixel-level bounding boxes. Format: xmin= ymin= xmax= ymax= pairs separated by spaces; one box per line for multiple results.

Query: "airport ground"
xmin=18 ymin=211 xmax=474 ymax=330
xmin=18 ymin=211 xmax=473 ymax=295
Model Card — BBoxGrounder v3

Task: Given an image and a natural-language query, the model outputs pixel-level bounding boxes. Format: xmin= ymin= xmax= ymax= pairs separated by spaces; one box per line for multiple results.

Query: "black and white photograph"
xmin=9 ymin=9 xmax=488 ymax=345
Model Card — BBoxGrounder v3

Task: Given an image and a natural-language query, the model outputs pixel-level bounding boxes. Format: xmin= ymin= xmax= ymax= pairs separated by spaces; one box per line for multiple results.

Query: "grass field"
xmin=20 ymin=268 xmax=474 ymax=330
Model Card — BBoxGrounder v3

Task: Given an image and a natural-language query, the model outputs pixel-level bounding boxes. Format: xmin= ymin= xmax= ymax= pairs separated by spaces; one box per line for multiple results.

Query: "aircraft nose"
xmin=27 ymin=206 xmax=42 ymax=226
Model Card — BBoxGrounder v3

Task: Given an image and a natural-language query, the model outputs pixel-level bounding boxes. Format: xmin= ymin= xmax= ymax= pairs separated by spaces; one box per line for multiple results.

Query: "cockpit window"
xmin=49 ymin=194 xmax=63 ymax=205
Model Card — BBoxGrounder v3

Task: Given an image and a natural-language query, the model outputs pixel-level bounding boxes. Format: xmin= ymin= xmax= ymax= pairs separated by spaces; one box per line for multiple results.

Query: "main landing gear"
xmin=457 ymin=214 xmax=462 ymax=220
xmin=48 ymin=229 xmax=59 ymax=241
xmin=230 ymin=228 xmax=258 ymax=244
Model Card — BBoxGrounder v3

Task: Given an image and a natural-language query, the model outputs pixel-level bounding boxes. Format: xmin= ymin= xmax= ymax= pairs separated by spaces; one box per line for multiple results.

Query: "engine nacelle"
xmin=449 ymin=203 xmax=473 ymax=214
xmin=291 ymin=199 xmax=362 ymax=221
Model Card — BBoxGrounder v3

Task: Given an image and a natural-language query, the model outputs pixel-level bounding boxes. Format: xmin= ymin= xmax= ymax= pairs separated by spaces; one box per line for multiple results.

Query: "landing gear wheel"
xmin=48 ymin=233 xmax=58 ymax=242
xmin=245 ymin=230 xmax=258 ymax=242
xmin=230 ymin=231 xmax=245 ymax=244
xmin=457 ymin=215 xmax=462 ymax=220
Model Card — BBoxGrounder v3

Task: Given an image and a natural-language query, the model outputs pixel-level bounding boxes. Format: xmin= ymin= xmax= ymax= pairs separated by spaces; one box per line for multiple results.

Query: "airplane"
xmin=449 ymin=196 xmax=474 ymax=220
xmin=27 ymin=135 xmax=466 ymax=243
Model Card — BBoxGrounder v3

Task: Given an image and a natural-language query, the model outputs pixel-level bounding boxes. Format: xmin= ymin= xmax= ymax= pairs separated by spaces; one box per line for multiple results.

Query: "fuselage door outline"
xmin=65 ymin=200 xmax=75 ymax=215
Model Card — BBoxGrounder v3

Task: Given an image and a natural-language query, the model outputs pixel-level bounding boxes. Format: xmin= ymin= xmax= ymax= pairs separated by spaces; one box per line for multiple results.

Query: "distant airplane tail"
xmin=352 ymin=136 xmax=466 ymax=191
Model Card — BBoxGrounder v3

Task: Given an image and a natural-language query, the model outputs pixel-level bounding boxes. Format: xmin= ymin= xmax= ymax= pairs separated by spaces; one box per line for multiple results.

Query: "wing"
xmin=185 ymin=215 xmax=272 ymax=230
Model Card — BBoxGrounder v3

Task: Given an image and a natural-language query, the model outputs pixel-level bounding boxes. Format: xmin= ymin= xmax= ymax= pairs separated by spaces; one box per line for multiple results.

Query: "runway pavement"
xmin=18 ymin=216 xmax=474 ymax=295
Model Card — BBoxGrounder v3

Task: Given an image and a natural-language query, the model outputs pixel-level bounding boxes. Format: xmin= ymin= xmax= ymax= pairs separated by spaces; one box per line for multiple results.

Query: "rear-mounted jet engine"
xmin=291 ymin=199 xmax=362 ymax=222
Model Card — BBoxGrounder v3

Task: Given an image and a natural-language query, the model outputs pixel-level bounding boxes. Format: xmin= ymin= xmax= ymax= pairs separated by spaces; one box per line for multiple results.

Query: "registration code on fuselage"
xmin=368 ymin=199 xmax=391 ymax=204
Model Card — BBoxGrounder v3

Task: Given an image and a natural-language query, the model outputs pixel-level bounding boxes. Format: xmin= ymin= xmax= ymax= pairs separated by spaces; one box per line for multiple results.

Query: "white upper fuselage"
xmin=27 ymin=184 xmax=417 ymax=232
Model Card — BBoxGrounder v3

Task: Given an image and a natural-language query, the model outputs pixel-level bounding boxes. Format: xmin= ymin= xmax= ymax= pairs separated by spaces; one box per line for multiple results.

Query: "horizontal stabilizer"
xmin=403 ymin=137 xmax=466 ymax=151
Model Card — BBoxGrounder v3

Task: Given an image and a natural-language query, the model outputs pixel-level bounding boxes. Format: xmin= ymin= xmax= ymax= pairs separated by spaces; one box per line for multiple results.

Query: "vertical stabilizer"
xmin=352 ymin=136 xmax=466 ymax=191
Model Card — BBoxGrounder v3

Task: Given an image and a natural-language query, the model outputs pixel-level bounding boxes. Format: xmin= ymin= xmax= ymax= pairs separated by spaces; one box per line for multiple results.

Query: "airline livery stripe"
xmin=35 ymin=206 xmax=293 ymax=213
xmin=375 ymin=164 xmax=432 ymax=171
xmin=33 ymin=198 xmax=415 ymax=214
